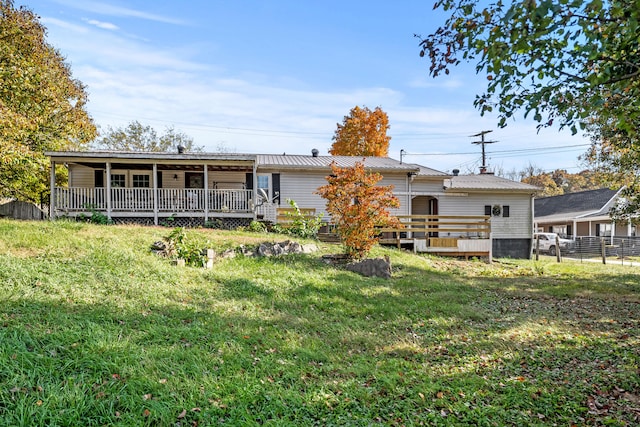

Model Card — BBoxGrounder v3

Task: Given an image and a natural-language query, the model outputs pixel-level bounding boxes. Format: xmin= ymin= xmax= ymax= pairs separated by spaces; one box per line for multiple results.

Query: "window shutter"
xmin=94 ymin=170 xmax=104 ymax=187
xmin=502 ymin=205 xmax=510 ymax=217
xmin=272 ymin=173 xmax=281 ymax=204
xmin=245 ymin=173 xmax=253 ymax=190
xmin=596 ymin=224 xmax=601 ymax=236
xmin=484 ymin=205 xmax=491 ymax=216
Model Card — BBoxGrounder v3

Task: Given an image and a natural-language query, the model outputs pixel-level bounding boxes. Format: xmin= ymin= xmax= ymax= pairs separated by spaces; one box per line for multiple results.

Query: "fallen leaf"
xmin=418 ymin=392 xmax=425 ymax=401
xmin=177 ymin=409 xmax=187 ymax=419
xmin=191 ymin=407 xmax=201 ymax=412
xmin=143 ymin=393 xmax=152 ymax=401
xmin=115 ymin=411 xmax=120 ymax=418
xmin=159 ymin=378 xmax=167 ymax=384
xmin=436 ymin=391 xmax=444 ymax=399
xmin=36 ymin=400 xmax=43 ymax=406
xmin=143 ymin=409 xmax=151 ymax=417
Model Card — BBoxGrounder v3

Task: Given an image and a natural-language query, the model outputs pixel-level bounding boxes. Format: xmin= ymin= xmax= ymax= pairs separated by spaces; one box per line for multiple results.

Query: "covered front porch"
xmin=47 ymin=151 xmax=262 ymax=227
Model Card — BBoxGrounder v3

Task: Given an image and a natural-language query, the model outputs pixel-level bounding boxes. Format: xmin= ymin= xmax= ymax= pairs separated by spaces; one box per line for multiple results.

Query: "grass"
xmin=0 ymin=219 xmax=639 ymax=426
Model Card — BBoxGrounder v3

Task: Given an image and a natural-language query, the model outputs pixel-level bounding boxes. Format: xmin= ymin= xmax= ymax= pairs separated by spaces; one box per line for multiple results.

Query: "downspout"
xmin=406 ymin=174 xmax=411 ymax=215
xmin=49 ymin=159 xmax=56 ymax=220
xmin=530 ymin=193 xmax=535 ymax=257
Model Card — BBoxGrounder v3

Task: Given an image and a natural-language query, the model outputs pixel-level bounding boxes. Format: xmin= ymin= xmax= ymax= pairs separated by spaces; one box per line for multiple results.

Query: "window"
xmin=502 ymin=205 xmax=510 ymax=217
xmin=132 ymin=174 xmax=150 ymax=188
xmin=484 ymin=205 xmax=491 ymax=216
xmin=110 ymin=174 xmax=125 ymax=188
xmin=596 ymin=223 xmax=612 ymax=237
xmin=257 ymin=174 xmax=271 ymax=201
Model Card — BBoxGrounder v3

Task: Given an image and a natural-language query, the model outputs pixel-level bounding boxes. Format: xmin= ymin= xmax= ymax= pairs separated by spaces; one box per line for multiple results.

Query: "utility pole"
xmin=470 ymin=130 xmax=497 ymax=174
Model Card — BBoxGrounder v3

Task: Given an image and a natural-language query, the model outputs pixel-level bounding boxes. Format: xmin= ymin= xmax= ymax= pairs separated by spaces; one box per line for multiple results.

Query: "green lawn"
xmin=0 ymin=219 xmax=638 ymax=426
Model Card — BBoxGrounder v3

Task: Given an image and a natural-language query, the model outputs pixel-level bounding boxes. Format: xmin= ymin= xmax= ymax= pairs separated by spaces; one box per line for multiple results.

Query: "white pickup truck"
xmin=533 ymin=232 xmax=574 ymax=256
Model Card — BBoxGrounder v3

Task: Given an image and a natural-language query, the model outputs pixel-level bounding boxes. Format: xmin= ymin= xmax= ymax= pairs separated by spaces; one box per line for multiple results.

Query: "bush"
xmin=163 ymin=227 xmax=210 ymax=267
xmin=79 ymin=205 xmax=113 ymax=225
xmin=273 ymin=199 xmax=323 ymax=239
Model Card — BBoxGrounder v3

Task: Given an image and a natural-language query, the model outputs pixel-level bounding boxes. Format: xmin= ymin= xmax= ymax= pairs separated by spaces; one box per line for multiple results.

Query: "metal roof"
xmin=444 ymin=174 xmax=539 ymax=192
xmin=45 ymin=150 xmax=256 ymax=162
xmin=256 ymin=154 xmax=421 ymax=172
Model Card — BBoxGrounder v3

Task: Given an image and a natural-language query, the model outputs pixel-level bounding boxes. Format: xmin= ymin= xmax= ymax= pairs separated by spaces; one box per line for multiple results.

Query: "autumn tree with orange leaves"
xmin=329 ymin=106 xmax=391 ymax=157
xmin=316 ymin=161 xmax=401 ymax=260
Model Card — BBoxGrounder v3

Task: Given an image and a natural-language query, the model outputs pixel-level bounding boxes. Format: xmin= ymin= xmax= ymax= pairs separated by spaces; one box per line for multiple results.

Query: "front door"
xmin=185 ymin=173 xmax=204 ymax=210
xmin=185 ymin=172 xmax=204 ymax=189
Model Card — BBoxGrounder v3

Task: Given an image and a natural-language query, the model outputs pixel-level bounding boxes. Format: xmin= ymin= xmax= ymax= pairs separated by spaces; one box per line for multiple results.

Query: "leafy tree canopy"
xmin=92 ymin=121 xmax=203 ymax=152
xmin=329 ymin=106 xmax=391 ymax=157
xmin=514 ymin=164 xmax=605 ymax=197
xmin=418 ymin=0 xmax=639 ymax=135
xmin=0 ymin=0 xmax=96 ymax=202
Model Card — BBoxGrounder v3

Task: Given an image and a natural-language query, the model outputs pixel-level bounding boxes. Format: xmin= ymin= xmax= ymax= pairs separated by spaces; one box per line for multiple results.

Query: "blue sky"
xmin=32 ymin=0 xmax=590 ymax=175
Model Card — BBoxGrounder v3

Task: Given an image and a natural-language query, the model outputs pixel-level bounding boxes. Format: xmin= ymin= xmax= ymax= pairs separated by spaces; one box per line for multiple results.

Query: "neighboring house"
xmin=45 ymin=150 xmax=538 ymax=258
xmin=534 ymin=188 xmax=635 ymax=239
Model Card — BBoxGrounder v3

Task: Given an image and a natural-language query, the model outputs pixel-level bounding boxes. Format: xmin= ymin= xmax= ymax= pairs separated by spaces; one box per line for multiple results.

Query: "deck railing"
xmin=379 ymin=215 xmax=491 ymax=247
xmin=54 ymin=187 xmax=253 ymax=213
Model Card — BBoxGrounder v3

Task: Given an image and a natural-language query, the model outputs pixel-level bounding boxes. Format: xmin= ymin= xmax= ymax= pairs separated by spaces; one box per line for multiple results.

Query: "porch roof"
xmin=45 ymin=150 xmax=256 ymax=162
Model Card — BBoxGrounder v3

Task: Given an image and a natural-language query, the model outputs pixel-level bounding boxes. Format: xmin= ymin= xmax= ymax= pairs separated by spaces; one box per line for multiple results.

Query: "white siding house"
xmin=46 ymin=150 xmax=537 ymax=258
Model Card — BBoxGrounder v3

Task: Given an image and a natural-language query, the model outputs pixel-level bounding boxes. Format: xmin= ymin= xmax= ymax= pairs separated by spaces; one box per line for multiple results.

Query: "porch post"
xmin=406 ymin=175 xmax=411 ymax=215
xmin=106 ymin=162 xmax=112 ymax=219
xmin=49 ymin=159 xmax=56 ymax=220
xmin=252 ymin=162 xmax=258 ymax=220
xmin=153 ymin=163 xmax=158 ymax=225
xmin=611 ymin=220 xmax=615 ymax=245
xmin=203 ymin=163 xmax=209 ymax=223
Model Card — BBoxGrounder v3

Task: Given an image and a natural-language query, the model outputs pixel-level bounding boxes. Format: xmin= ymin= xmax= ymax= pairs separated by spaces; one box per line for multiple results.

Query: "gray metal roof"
xmin=444 ymin=174 xmax=539 ymax=192
xmin=256 ymin=154 xmax=421 ymax=172
xmin=45 ymin=150 xmax=256 ymax=162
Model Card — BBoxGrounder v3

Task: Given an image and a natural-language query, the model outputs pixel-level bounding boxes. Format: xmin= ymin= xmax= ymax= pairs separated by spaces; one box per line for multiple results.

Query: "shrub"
xmin=163 ymin=227 xmax=210 ymax=267
xmin=273 ymin=199 xmax=324 ymax=239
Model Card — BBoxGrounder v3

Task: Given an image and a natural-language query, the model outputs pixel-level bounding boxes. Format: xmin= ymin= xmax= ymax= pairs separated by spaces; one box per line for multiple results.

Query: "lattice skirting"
xmin=109 ymin=216 xmax=252 ymax=229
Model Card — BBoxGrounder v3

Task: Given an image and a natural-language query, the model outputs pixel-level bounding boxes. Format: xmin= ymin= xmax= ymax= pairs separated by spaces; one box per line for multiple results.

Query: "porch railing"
xmin=54 ymin=187 xmax=253 ymax=213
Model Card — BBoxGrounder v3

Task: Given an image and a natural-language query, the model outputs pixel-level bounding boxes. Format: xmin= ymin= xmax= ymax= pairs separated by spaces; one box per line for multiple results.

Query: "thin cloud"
xmin=40 ymin=17 xmax=89 ymax=33
xmin=84 ymin=18 xmax=119 ymax=31
xmin=408 ymin=76 xmax=464 ymax=89
xmin=52 ymin=0 xmax=187 ymax=25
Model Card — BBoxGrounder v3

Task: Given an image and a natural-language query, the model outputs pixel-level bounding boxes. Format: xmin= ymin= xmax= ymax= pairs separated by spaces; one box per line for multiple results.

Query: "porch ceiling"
xmin=74 ymin=162 xmax=252 ymax=172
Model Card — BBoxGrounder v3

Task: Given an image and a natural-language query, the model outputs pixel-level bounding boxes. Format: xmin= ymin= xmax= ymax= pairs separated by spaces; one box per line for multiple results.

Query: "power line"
xmin=401 ymin=143 xmax=590 ymax=157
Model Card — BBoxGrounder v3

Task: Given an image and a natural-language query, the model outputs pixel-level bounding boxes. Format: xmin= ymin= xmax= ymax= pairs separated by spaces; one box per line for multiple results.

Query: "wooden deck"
xmin=379 ymin=215 xmax=492 ymax=260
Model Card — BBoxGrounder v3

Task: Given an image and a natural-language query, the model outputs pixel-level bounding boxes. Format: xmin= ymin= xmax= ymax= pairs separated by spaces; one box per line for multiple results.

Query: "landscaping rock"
xmin=219 ymin=249 xmax=237 ymax=260
xmin=346 ymin=256 xmax=391 ymax=279
xmin=257 ymin=240 xmax=315 ymax=257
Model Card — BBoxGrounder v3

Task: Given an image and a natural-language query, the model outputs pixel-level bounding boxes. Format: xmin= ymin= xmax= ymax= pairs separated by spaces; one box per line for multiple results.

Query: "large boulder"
xmin=346 ymin=256 xmax=392 ymax=279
